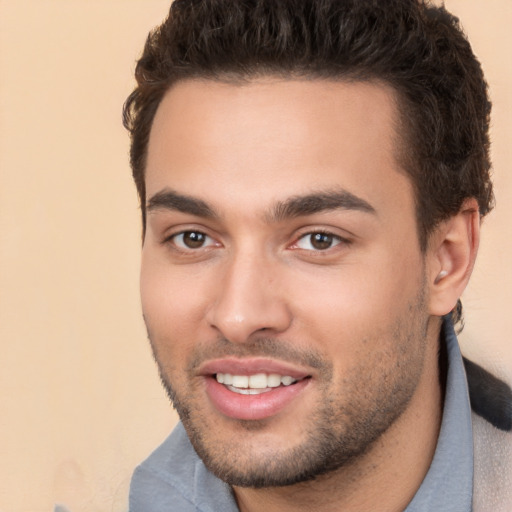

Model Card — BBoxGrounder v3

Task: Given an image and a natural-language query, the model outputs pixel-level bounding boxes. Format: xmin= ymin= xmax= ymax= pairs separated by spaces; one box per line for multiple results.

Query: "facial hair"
xmin=147 ymin=288 xmax=429 ymax=488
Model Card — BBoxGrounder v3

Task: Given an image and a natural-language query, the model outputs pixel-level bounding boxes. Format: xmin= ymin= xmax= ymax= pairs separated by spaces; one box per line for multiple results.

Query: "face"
xmin=141 ymin=79 xmax=431 ymax=487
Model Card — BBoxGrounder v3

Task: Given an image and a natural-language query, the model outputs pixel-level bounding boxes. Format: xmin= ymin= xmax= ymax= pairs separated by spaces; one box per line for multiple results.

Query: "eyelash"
xmin=163 ymin=228 xmax=350 ymax=255
xmin=164 ymin=230 xmax=218 ymax=251
xmin=291 ymin=230 xmax=350 ymax=252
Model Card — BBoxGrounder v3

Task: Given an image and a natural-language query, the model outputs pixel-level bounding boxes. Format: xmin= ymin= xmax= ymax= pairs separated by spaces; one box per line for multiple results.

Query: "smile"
xmin=215 ymin=372 xmax=298 ymax=394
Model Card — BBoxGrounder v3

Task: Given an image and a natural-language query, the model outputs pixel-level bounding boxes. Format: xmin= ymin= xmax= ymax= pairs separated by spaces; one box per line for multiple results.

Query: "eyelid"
xmin=297 ymin=234 xmax=340 ymax=251
xmin=289 ymin=228 xmax=352 ymax=252
xmin=174 ymin=232 xmax=216 ymax=249
xmin=161 ymin=226 xmax=222 ymax=252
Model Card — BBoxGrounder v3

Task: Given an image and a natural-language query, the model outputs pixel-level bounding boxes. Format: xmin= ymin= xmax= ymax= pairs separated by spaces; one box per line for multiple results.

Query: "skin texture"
xmin=141 ymin=79 xmax=479 ymax=512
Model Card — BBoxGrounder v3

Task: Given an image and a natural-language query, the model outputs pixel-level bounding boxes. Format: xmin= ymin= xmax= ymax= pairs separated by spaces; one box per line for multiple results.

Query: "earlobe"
xmin=428 ymin=198 xmax=480 ymax=317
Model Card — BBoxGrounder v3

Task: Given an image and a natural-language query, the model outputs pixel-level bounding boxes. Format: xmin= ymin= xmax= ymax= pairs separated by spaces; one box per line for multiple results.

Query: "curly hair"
xmin=123 ymin=0 xmax=494 ymax=326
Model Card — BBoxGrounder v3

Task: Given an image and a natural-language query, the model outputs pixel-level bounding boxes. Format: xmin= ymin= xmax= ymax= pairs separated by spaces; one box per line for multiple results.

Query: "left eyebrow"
xmin=267 ymin=189 xmax=377 ymax=222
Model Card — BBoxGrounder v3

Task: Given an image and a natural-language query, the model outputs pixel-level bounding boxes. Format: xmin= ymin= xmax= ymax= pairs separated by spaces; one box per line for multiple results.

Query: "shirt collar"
xmin=404 ymin=316 xmax=474 ymax=511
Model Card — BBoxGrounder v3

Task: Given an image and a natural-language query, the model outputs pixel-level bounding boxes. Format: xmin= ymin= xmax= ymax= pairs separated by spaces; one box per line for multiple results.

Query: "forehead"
xmin=145 ymin=78 xmax=414 ymax=218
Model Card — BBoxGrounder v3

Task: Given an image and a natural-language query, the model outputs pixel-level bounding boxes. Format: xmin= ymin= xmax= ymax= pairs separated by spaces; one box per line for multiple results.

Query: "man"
xmin=123 ymin=1 xmax=512 ymax=510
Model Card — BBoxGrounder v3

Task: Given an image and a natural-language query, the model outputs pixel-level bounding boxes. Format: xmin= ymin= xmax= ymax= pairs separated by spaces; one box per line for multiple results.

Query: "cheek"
xmin=290 ymin=250 xmax=425 ymax=353
xmin=140 ymin=251 xmax=211 ymax=343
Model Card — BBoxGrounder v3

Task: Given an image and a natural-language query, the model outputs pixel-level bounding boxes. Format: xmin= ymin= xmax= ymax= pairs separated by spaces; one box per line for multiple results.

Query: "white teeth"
xmin=281 ymin=376 xmax=295 ymax=386
xmin=231 ymin=375 xmax=249 ymax=388
xmin=267 ymin=374 xmax=281 ymax=388
xmin=215 ymin=373 xmax=298 ymax=389
xmin=226 ymin=386 xmax=271 ymax=395
xmin=248 ymin=373 xmax=267 ymax=389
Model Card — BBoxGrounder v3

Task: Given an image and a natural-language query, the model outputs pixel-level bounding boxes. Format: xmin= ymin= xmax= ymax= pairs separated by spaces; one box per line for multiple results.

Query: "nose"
xmin=206 ymin=251 xmax=292 ymax=344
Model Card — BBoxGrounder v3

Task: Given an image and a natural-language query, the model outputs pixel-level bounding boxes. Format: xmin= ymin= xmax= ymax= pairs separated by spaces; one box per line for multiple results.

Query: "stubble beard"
xmin=148 ymin=291 xmax=430 ymax=489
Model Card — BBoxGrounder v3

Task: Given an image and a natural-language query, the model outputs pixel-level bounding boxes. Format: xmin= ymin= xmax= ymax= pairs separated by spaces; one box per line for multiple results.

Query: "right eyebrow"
xmin=146 ymin=189 xmax=218 ymax=219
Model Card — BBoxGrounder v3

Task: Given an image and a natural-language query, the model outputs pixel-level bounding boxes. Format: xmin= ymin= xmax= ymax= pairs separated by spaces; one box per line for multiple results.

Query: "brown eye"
xmin=311 ymin=233 xmax=334 ymax=251
xmin=295 ymin=232 xmax=341 ymax=251
xmin=173 ymin=231 xmax=213 ymax=249
xmin=310 ymin=233 xmax=334 ymax=250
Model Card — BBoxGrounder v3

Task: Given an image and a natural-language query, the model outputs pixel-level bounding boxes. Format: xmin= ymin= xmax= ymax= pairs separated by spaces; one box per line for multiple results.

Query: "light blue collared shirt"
xmin=129 ymin=318 xmax=474 ymax=512
xmin=405 ymin=318 xmax=473 ymax=511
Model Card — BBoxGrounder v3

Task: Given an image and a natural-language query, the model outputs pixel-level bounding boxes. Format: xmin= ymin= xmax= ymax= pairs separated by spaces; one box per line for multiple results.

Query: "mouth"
xmin=215 ymin=372 xmax=305 ymax=395
xmin=200 ymin=359 xmax=312 ymax=421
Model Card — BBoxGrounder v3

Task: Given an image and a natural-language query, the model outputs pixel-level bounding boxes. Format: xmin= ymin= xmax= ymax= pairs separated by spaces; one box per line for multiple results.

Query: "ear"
xmin=427 ymin=198 xmax=480 ymax=317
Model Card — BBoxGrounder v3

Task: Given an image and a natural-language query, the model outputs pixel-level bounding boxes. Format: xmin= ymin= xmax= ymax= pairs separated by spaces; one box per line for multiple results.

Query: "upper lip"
xmin=198 ymin=357 xmax=311 ymax=379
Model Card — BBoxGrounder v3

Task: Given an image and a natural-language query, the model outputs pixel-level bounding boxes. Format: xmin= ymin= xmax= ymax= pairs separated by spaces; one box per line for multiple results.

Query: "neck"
xmin=234 ymin=319 xmax=443 ymax=512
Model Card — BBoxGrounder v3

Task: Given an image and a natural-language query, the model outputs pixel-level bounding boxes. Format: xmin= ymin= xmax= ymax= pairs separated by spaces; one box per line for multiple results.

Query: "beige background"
xmin=0 ymin=1 xmax=510 ymax=511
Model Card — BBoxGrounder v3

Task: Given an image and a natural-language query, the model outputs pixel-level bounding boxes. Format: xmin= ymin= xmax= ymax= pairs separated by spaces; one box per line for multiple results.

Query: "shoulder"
xmin=463 ymin=358 xmax=512 ymax=512
xmin=129 ymin=424 xmax=199 ymax=511
xmin=129 ymin=423 xmax=238 ymax=512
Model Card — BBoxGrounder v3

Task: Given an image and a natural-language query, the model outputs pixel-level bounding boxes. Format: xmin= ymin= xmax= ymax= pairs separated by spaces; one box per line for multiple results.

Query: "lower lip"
xmin=204 ymin=377 xmax=310 ymax=421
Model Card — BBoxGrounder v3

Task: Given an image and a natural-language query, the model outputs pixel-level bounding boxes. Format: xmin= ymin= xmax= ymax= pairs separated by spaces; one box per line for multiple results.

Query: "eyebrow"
xmin=147 ymin=189 xmax=218 ymax=218
xmin=146 ymin=188 xmax=376 ymax=221
xmin=267 ymin=190 xmax=376 ymax=222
